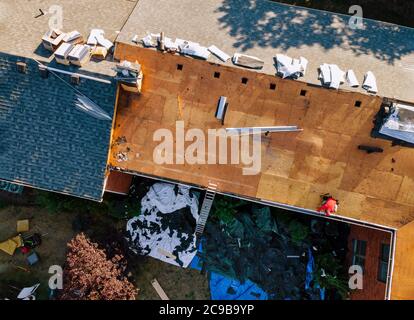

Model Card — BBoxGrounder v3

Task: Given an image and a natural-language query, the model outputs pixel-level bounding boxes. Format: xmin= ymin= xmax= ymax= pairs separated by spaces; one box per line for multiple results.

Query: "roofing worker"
xmin=317 ymin=194 xmax=339 ymax=216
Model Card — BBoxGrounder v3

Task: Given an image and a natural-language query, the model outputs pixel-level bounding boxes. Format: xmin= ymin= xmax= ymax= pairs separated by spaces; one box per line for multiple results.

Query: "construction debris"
xmin=233 ymin=53 xmax=264 ymax=69
xmin=362 ymin=71 xmax=378 ymax=93
xmin=0 ymin=235 xmax=23 ymax=256
xmin=275 ymin=54 xmax=308 ymax=79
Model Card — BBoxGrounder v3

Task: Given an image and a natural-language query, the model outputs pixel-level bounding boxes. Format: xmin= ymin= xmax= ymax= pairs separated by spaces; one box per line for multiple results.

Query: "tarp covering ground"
xmin=126 ymin=183 xmax=199 ymax=267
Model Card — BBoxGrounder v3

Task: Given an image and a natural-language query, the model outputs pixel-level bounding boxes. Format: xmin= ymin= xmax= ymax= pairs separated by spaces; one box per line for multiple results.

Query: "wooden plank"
xmin=151 ymin=279 xmax=169 ymax=300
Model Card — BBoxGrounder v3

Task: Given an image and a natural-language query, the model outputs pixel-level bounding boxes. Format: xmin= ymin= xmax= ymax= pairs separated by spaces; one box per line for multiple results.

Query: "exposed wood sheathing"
xmin=111 ymin=43 xmax=414 ymax=231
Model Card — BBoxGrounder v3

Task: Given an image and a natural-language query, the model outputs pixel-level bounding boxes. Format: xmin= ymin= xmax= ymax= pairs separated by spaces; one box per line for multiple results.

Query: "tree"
xmin=59 ymin=233 xmax=137 ymax=300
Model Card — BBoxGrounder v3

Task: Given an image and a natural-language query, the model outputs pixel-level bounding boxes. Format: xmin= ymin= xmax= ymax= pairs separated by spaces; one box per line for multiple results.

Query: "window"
xmin=214 ymin=72 xmax=220 ymax=79
xmin=177 ymin=64 xmax=183 ymax=71
xmin=270 ymin=83 xmax=276 ymax=90
xmin=352 ymin=239 xmax=367 ymax=272
xmin=378 ymin=243 xmax=390 ymax=283
xmin=300 ymin=89 xmax=307 ymax=96
xmin=355 ymin=100 xmax=362 ymax=107
xmin=241 ymin=77 xmax=248 ymax=84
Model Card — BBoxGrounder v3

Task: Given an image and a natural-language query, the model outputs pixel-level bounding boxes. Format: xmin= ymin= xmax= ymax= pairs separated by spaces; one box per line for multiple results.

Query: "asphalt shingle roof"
xmin=0 ymin=53 xmax=116 ymax=201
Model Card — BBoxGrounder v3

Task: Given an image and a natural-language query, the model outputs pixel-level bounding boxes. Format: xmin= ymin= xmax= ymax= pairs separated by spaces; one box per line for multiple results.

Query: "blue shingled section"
xmin=0 ymin=53 xmax=117 ymax=201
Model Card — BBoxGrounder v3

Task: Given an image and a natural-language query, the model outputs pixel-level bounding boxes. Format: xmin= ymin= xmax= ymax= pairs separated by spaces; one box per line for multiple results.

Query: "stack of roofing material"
xmin=345 ymin=70 xmax=359 ymax=87
xmin=87 ymin=29 xmax=113 ymax=51
xmin=233 ymin=53 xmax=264 ymax=69
xmin=41 ymin=29 xmax=65 ymax=52
xmin=275 ymin=54 xmax=308 ymax=79
xmin=126 ymin=183 xmax=200 ymax=268
xmin=319 ymin=64 xmax=345 ymax=89
xmin=62 ymin=30 xmax=83 ymax=45
xmin=362 ymin=71 xmax=378 ymax=93
xmin=208 ymin=45 xmax=231 ymax=62
xmin=68 ymin=44 xmax=90 ymax=67
xmin=379 ymin=103 xmax=414 ymax=144
xmin=177 ymin=40 xmax=210 ymax=60
xmin=54 ymin=43 xmax=74 ymax=65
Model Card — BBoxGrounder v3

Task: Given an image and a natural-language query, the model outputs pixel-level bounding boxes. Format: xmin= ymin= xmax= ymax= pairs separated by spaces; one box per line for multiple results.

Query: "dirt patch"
xmin=0 ymin=205 xmax=75 ymax=299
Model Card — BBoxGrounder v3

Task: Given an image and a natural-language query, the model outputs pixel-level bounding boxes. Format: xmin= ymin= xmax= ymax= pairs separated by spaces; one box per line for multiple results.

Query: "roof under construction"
xmin=116 ymin=0 xmax=414 ymax=103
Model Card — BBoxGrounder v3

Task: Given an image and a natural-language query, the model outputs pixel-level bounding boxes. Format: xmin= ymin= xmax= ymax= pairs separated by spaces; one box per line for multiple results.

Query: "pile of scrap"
xmin=199 ymin=202 xmax=350 ymax=300
xmin=41 ymin=28 xmax=114 ymax=67
xmin=274 ymin=54 xmax=308 ymax=79
xmin=126 ymin=182 xmax=200 ymax=268
xmin=116 ymin=60 xmax=144 ymax=93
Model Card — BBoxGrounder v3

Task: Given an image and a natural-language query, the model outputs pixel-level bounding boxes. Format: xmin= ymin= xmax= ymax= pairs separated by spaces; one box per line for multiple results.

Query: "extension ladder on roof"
xmin=195 ymin=182 xmax=217 ymax=236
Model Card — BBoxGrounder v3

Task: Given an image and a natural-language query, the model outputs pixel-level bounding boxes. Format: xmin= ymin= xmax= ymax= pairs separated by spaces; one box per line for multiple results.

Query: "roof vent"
xmin=16 ymin=62 xmax=27 ymax=74
xmin=38 ymin=64 xmax=49 ymax=78
xmin=71 ymin=74 xmax=80 ymax=85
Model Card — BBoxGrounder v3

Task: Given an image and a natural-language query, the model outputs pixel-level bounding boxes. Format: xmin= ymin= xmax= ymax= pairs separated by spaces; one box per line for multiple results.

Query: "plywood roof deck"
xmin=111 ymin=43 xmax=414 ymax=230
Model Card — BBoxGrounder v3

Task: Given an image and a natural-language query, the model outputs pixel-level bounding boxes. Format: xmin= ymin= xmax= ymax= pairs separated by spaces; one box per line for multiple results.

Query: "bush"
xmin=60 ymin=233 xmax=137 ymax=300
xmin=211 ymin=196 xmax=246 ymax=224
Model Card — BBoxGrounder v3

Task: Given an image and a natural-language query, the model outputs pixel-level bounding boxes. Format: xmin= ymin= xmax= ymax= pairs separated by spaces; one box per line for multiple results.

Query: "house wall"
xmin=347 ymin=224 xmax=391 ymax=300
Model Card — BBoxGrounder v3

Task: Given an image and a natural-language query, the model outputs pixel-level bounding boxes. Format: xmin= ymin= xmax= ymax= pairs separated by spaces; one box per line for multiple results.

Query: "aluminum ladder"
xmin=195 ymin=182 xmax=217 ymax=236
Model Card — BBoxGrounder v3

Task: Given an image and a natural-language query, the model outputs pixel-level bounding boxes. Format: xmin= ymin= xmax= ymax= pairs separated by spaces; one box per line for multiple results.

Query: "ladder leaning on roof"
xmin=195 ymin=182 xmax=217 ymax=237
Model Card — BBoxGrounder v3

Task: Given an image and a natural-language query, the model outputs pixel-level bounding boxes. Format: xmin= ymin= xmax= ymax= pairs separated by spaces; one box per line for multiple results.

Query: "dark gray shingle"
xmin=0 ymin=53 xmax=117 ymax=201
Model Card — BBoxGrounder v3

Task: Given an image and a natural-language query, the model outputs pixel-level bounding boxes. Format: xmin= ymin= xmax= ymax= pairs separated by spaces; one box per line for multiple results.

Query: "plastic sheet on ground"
xmin=209 ymin=272 xmax=268 ymax=300
xmin=126 ymin=183 xmax=199 ymax=268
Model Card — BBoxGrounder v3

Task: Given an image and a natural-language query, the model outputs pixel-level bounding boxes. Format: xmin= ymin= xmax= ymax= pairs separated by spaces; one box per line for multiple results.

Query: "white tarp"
xmin=380 ymin=103 xmax=414 ymax=143
xmin=362 ymin=71 xmax=378 ymax=93
xmin=275 ymin=54 xmax=307 ymax=79
xmin=126 ymin=183 xmax=199 ymax=268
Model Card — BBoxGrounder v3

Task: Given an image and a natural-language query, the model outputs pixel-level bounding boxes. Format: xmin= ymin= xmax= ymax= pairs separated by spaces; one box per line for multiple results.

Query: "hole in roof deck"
xmin=355 ymin=100 xmax=362 ymax=107
xmin=270 ymin=83 xmax=276 ymax=90
xmin=241 ymin=77 xmax=248 ymax=84
xmin=300 ymin=89 xmax=307 ymax=96
xmin=177 ymin=64 xmax=183 ymax=71
xmin=214 ymin=72 xmax=220 ymax=79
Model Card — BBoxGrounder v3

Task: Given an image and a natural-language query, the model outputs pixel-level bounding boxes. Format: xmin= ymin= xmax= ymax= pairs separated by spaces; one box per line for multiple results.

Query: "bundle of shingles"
xmin=274 ymin=54 xmax=308 ymax=79
xmin=319 ymin=64 xmax=377 ymax=93
xmin=141 ymin=33 xmax=212 ymax=60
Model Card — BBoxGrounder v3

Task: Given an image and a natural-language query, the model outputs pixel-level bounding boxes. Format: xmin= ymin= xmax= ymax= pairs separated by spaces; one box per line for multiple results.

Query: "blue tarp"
xmin=189 ymin=240 xmax=267 ymax=300
xmin=305 ymin=248 xmax=325 ymax=300
xmin=209 ymin=272 xmax=268 ymax=300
